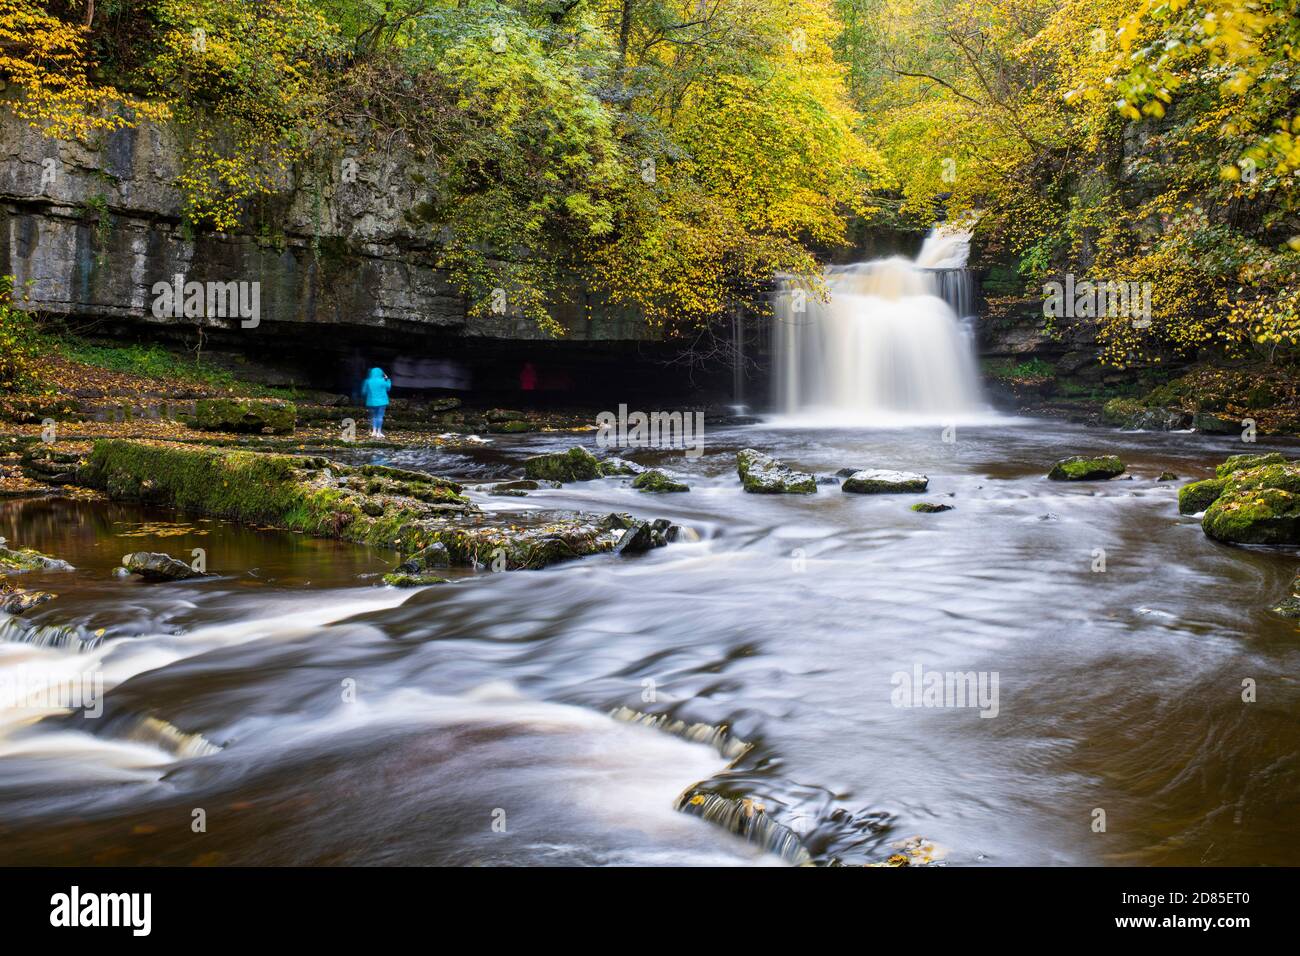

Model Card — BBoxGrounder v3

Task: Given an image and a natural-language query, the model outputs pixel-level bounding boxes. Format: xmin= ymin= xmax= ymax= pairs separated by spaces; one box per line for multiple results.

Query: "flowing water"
xmin=772 ymin=227 xmax=986 ymax=425
xmin=2 ymin=422 xmax=1299 ymax=866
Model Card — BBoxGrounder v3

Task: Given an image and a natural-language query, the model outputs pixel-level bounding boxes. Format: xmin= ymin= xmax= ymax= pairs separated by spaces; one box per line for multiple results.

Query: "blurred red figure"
xmin=520 ymin=362 xmax=538 ymax=391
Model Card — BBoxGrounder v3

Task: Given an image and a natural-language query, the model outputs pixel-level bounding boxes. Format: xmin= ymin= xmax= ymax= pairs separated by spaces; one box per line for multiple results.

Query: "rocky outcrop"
xmin=736 ymin=449 xmax=816 ymax=494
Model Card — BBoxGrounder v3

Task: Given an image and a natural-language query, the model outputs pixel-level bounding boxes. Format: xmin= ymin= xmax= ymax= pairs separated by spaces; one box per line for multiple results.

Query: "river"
xmin=2 ymin=420 xmax=1297 ymax=865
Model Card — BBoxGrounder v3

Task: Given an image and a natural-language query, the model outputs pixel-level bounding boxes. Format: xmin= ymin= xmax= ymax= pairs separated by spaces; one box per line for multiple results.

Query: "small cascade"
xmin=674 ymin=786 xmax=813 ymax=865
xmin=609 ymin=706 xmax=752 ymax=762
xmin=116 ymin=715 xmax=223 ymax=759
xmin=0 ymin=616 xmax=105 ymax=653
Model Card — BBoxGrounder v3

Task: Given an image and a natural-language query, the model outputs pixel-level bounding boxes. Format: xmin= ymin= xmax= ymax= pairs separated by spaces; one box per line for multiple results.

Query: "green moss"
xmin=382 ymin=573 xmax=449 ymax=587
xmin=631 ymin=469 xmax=689 ymax=493
xmin=1215 ymin=452 xmax=1286 ymax=478
xmin=192 ymin=398 xmax=296 ymax=435
xmin=1047 ymin=456 xmax=1125 ymax=480
xmin=911 ymin=502 xmax=952 ymax=513
xmin=736 ymin=448 xmax=817 ymax=494
xmin=1203 ymin=487 xmax=1300 ymax=545
xmin=524 ymin=447 xmax=603 ymax=482
xmin=1102 ymin=398 xmax=1144 ymax=426
xmin=1178 ymin=477 xmax=1226 ymax=514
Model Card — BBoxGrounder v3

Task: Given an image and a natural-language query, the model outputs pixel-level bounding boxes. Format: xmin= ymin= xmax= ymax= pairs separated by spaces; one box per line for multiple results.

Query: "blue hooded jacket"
xmin=361 ymin=368 xmax=391 ymax=408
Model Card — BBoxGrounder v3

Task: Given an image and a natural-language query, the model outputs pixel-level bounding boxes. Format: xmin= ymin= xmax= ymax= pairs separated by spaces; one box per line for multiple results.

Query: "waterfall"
xmin=771 ymin=225 xmax=987 ymax=424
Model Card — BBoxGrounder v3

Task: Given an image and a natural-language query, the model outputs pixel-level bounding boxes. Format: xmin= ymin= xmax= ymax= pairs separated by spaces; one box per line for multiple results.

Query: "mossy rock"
xmin=1157 ymin=471 xmax=1179 ymax=482
xmin=524 ymin=447 xmax=604 ymax=482
xmin=0 ymin=581 xmax=55 ymax=614
xmin=1271 ymin=572 xmax=1300 ymax=617
xmin=1203 ymin=486 xmax=1300 ymax=545
xmin=631 ymin=470 xmax=689 ymax=493
xmin=1215 ymin=452 xmax=1286 ymax=478
xmin=911 ymin=502 xmax=952 ymax=513
xmin=191 ymin=398 xmax=296 ymax=435
xmin=1200 ymin=461 xmax=1300 ymax=543
xmin=842 ymin=470 xmax=928 ymax=494
xmin=1101 ymin=398 xmax=1144 ymax=427
xmin=1047 ymin=456 xmax=1125 ymax=481
xmin=0 ymin=545 xmax=73 ymax=572
xmin=736 ymin=448 xmax=817 ymax=494
xmin=382 ymin=573 xmax=449 ymax=587
xmin=487 ymin=420 xmax=536 ymax=434
xmin=1192 ymin=411 xmax=1240 ymax=434
xmin=1178 ymin=477 xmax=1227 ymax=514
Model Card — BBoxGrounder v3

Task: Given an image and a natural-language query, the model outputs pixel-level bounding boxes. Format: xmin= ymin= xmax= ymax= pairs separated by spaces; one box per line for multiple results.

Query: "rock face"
xmin=631 ymin=470 xmax=689 ymax=493
xmin=1047 ymin=456 xmax=1126 ymax=481
xmin=122 ymin=551 xmax=203 ymax=582
xmin=1202 ymin=461 xmax=1300 ymax=545
xmin=842 ymin=470 xmax=929 ymax=494
xmin=0 ymin=99 xmax=653 ymax=346
xmin=736 ymin=449 xmax=817 ymax=494
xmin=191 ymin=398 xmax=296 ymax=435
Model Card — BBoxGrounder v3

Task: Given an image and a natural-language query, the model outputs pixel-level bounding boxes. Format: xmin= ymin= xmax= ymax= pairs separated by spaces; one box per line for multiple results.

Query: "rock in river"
xmin=736 ymin=449 xmax=817 ymax=494
xmin=842 ymin=470 xmax=928 ymax=494
xmin=1202 ymin=460 xmax=1300 ymax=545
xmin=631 ymin=470 xmax=689 ymax=493
xmin=122 ymin=551 xmax=204 ymax=582
xmin=1047 ymin=456 xmax=1126 ymax=481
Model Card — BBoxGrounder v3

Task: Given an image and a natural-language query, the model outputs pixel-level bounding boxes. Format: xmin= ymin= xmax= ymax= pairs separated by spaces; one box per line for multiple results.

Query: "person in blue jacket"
xmin=360 ymin=367 xmax=391 ymax=438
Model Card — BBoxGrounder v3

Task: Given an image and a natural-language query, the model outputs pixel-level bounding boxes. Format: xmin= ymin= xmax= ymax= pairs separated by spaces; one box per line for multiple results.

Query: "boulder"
xmin=1192 ymin=411 xmax=1240 ymax=434
xmin=911 ymin=502 xmax=953 ymax=513
xmin=736 ymin=449 xmax=817 ymax=494
xmin=1102 ymin=399 xmax=1191 ymax=431
xmin=1271 ymin=572 xmax=1300 ymax=618
xmin=396 ymin=542 xmax=451 ymax=573
xmin=524 ymin=447 xmax=604 ymax=482
xmin=1047 ymin=456 xmax=1125 ymax=481
xmin=0 ymin=581 xmax=55 ymax=614
xmin=842 ymin=470 xmax=928 ymax=494
xmin=1157 ymin=471 xmax=1179 ymax=482
xmin=631 ymin=470 xmax=689 ymax=493
xmin=191 ymin=398 xmax=296 ymax=435
xmin=1202 ymin=461 xmax=1300 ymax=544
xmin=614 ymin=518 xmax=678 ymax=555
xmin=122 ymin=551 xmax=203 ymax=582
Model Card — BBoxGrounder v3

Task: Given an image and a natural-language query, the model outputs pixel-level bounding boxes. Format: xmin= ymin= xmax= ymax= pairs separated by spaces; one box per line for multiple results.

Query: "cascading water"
xmin=772 ymin=225 xmax=987 ymax=424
